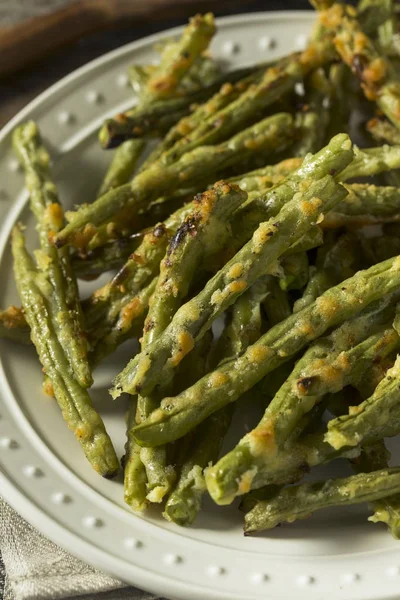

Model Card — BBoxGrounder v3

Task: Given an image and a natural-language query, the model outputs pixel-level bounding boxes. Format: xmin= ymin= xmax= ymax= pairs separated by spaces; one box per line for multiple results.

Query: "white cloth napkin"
xmin=0 ymin=498 xmax=163 ymax=600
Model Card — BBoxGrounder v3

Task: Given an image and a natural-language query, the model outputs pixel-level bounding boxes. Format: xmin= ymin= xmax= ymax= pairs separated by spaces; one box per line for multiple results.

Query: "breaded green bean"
xmin=137 ymin=183 xmax=246 ymax=503
xmin=206 ymin=297 xmax=399 ymax=504
xmin=163 ymin=405 xmax=232 ymax=526
xmin=154 ymin=40 xmax=336 ymax=166
xmin=133 ymin=256 xmax=400 ymax=452
xmin=323 ymin=3 xmax=400 ymax=128
xmin=325 ymin=63 xmax=352 ymax=138
xmin=100 ymin=71 xmax=256 ymax=149
xmin=262 ymin=276 xmax=292 ymax=326
xmin=326 ymin=352 xmax=400 ymax=450
xmin=113 ymin=135 xmax=353 ymax=395
xmin=143 ymin=182 xmax=247 ymax=346
xmin=84 ymin=203 xmax=195 ymax=343
xmin=13 ymin=121 xmax=91 ymax=388
xmin=90 ymin=278 xmax=156 ymax=366
xmin=244 ymin=468 xmax=400 ymax=534
xmin=139 ymin=74 xmax=263 ymax=172
xmin=142 ymin=13 xmax=216 ymax=102
xmin=358 ymin=0 xmax=398 ymax=54
xmin=124 ymin=398 xmax=148 ymax=511
xmin=11 ymin=225 xmax=118 ymax=477
xmin=294 ymin=232 xmax=361 ymax=313
xmin=293 ymin=68 xmax=332 ymax=157
xmin=114 ymin=173 xmax=347 ymax=399
xmin=232 ymin=144 xmax=400 ymax=197
xmin=54 ymin=113 xmax=294 ymax=248
xmin=164 ymin=278 xmax=268 ymax=525
xmin=367 ymin=117 xmax=400 ymax=145
xmin=348 ymin=440 xmax=400 ymax=539
xmin=340 ymin=144 xmax=400 ymax=179
xmin=279 ymin=251 xmax=309 ymax=291
xmin=97 ymin=140 xmax=145 ymax=196
xmin=324 ymin=183 xmax=400 ymax=228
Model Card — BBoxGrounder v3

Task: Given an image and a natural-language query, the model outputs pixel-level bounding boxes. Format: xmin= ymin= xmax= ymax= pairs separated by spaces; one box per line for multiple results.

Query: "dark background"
xmin=0 ymin=0 xmax=313 ymax=127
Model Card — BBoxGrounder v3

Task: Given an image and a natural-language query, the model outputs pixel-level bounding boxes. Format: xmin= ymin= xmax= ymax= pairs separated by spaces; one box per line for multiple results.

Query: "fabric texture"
xmin=0 ymin=499 xmax=163 ymax=600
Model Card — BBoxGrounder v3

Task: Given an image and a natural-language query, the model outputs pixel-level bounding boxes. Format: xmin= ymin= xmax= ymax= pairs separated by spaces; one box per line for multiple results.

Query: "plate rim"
xmin=3 ymin=10 xmax=398 ymax=600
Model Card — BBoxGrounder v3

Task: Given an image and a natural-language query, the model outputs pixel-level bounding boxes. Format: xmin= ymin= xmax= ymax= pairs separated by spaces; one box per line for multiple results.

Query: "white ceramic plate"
xmin=1 ymin=11 xmax=400 ymax=600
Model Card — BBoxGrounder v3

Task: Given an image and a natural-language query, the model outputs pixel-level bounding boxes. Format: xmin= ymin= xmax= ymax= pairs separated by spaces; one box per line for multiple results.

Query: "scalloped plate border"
xmin=1 ymin=11 xmax=400 ymax=600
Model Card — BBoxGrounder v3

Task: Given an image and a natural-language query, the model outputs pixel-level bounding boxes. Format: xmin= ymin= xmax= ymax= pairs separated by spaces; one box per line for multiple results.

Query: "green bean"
xmin=326 ymin=352 xmax=400 ymax=450
xmin=324 ymin=183 xmax=400 ymax=228
xmin=124 ymin=398 xmax=148 ymax=511
xmin=293 ymin=68 xmax=332 ymax=157
xmin=294 ymin=232 xmax=361 ymax=313
xmin=244 ymin=468 xmax=400 ymax=534
xmin=153 ymin=40 xmax=335 ymax=167
xmin=55 ymin=112 xmax=294 ymax=249
xmin=323 ymin=3 xmax=400 ymax=129
xmin=113 ymin=135 xmax=353 ymax=397
xmin=137 ymin=182 xmax=246 ymax=503
xmin=143 ymin=182 xmax=247 ymax=347
xmin=84 ymin=204 xmax=194 ymax=343
xmin=100 ymin=73 xmax=256 ymax=149
xmin=139 ymin=73 xmax=263 ymax=172
xmin=128 ymin=65 xmax=150 ymax=96
xmin=325 ymin=63 xmax=352 ymax=138
xmin=164 ymin=278 xmax=268 ymax=525
xmin=11 ymin=225 xmax=119 ymax=477
xmin=367 ymin=117 xmax=400 ymax=145
xmin=234 ymin=144 xmax=400 ymax=195
xmin=352 ymin=443 xmax=400 ymax=539
xmin=114 ymin=173 xmax=347 ymax=400
xmin=262 ymin=276 xmax=292 ymax=327
xmin=358 ymin=0 xmax=398 ymax=55
xmin=133 ymin=255 xmax=400 ymax=454
xmin=97 ymin=140 xmax=145 ymax=196
xmin=71 ymin=233 xmax=144 ymax=278
xmin=206 ymin=297 xmax=399 ymax=504
xmin=13 ymin=121 xmax=91 ymax=388
xmin=141 ymin=13 xmax=216 ymax=103
xmin=279 ymin=251 xmax=309 ymax=291
xmin=340 ymin=144 xmax=400 ymax=179
xmin=163 ymin=405 xmax=232 ymax=526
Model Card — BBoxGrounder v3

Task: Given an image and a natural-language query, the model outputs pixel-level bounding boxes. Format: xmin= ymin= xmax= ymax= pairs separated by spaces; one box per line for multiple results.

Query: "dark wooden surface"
xmin=0 ymin=0 xmax=312 ymax=127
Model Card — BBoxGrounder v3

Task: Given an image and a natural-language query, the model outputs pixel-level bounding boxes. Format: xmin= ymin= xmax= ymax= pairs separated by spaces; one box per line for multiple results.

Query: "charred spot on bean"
xmin=168 ymin=216 xmax=199 ymax=254
xmin=352 ymin=54 xmax=368 ymax=79
xmin=103 ymin=469 xmax=119 ymax=480
xmin=181 ymin=51 xmax=190 ymax=59
xmin=297 ymin=376 xmax=315 ymax=395
xmin=144 ymin=319 xmax=155 ymax=333
xmin=104 ymin=133 xmax=129 ymax=149
xmin=153 ymin=223 xmax=167 ymax=238
xmin=111 ymin=263 xmax=130 ymax=285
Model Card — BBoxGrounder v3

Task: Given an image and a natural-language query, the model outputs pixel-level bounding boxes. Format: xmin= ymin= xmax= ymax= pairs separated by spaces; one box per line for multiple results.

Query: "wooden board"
xmin=0 ymin=0 xmax=257 ymax=78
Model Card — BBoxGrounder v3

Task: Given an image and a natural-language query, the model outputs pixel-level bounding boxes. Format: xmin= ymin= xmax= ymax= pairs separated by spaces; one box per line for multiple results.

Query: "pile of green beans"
xmin=6 ymin=2 xmax=400 ymax=537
